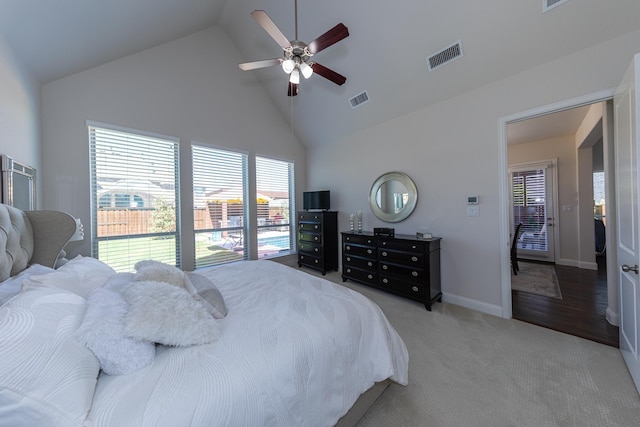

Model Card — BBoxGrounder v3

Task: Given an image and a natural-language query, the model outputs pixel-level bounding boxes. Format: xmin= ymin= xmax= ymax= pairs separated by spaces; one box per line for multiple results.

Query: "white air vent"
xmin=543 ymin=0 xmax=569 ymax=12
xmin=349 ymin=91 xmax=370 ymax=109
xmin=427 ymin=40 xmax=463 ymax=71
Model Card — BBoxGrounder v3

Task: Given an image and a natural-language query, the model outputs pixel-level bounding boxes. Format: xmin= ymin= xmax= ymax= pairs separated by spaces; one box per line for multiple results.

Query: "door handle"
xmin=621 ymin=264 xmax=639 ymax=274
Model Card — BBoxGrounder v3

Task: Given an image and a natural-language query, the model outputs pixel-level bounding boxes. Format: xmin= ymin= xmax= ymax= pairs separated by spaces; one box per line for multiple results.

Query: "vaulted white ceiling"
xmin=2 ymin=0 xmax=639 ymax=148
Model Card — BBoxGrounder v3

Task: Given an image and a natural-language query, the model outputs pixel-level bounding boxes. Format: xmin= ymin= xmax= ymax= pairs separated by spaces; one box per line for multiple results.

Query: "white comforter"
xmin=85 ymin=261 xmax=408 ymax=427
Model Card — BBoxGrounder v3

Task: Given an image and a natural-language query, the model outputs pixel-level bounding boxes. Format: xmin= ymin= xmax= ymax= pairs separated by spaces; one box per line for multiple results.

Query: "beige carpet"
xmin=511 ymin=261 xmax=562 ymax=299
xmin=269 ymin=256 xmax=640 ymax=427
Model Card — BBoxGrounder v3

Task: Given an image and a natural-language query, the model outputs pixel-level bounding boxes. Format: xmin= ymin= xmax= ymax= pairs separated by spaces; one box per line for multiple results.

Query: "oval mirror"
xmin=369 ymin=172 xmax=418 ymax=223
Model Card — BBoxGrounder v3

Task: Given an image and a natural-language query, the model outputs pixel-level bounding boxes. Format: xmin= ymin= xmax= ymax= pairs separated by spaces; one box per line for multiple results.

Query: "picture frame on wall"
xmin=1 ymin=154 xmax=36 ymax=211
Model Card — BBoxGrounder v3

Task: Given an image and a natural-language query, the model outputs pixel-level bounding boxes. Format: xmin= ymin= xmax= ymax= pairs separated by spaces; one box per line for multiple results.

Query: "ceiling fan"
xmin=238 ymin=0 xmax=349 ymax=96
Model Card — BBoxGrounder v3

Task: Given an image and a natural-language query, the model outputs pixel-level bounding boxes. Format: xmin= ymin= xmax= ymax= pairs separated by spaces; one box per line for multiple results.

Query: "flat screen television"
xmin=303 ymin=190 xmax=330 ymax=211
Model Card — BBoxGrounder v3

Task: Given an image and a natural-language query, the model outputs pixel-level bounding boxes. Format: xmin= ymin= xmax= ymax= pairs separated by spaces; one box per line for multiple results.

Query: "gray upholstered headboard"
xmin=0 ymin=204 xmax=76 ymax=281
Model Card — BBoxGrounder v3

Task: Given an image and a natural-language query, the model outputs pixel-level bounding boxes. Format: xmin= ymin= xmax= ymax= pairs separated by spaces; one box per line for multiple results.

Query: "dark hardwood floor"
xmin=512 ymin=256 xmax=619 ymax=347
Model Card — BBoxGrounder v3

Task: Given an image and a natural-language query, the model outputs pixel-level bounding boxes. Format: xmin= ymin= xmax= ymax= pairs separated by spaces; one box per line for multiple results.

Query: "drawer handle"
xmin=412 ymin=286 xmax=419 ymax=292
xmin=314 ymin=225 xmax=319 ymax=229
xmin=314 ymin=248 xmax=319 ymax=253
xmin=300 ymin=255 xmax=305 ymax=260
xmin=412 ymin=271 xmax=418 ymax=277
xmin=367 ymin=249 xmax=372 ymax=254
xmin=347 ymin=268 xmax=351 ymax=273
xmin=412 ymin=245 xmax=417 ymax=249
xmin=381 ymin=251 xmax=388 ymax=257
xmin=382 ymin=265 xmax=388 ymax=270
xmin=367 ymin=262 xmax=373 ymax=267
xmin=367 ymin=239 xmax=372 ymax=244
xmin=346 ymin=256 xmax=351 ymax=261
xmin=382 ymin=241 xmax=387 ymax=246
xmin=383 ymin=278 xmax=389 ymax=284
xmin=367 ymin=274 xmax=373 ymax=280
xmin=346 ymin=245 xmax=351 ymax=250
xmin=314 ymin=236 xmax=319 ymax=241
xmin=411 ymin=256 xmax=418 ymax=262
xmin=314 ymin=259 xmax=319 ymax=264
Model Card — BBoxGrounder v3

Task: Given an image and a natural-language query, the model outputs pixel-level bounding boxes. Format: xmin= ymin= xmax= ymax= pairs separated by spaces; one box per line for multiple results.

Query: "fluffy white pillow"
xmin=75 ymin=287 xmax=156 ymax=376
xmin=122 ymin=280 xmax=222 ymax=347
xmin=23 ymin=256 xmax=116 ymax=298
xmin=0 ymin=285 xmax=100 ymax=426
xmin=185 ymin=272 xmax=228 ymax=319
xmin=133 ymin=260 xmax=185 ymax=287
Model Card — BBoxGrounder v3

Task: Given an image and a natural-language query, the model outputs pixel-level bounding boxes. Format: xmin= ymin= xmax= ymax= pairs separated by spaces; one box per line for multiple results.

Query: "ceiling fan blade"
xmin=311 ymin=63 xmax=347 ymax=86
xmin=251 ymin=10 xmax=291 ymax=50
xmin=287 ymin=82 xmax=299 ymax=97
xmin=307 ymin=23 xmax=349 ymax=54
xmin=239 ymin=58 xmax=282 ymax=71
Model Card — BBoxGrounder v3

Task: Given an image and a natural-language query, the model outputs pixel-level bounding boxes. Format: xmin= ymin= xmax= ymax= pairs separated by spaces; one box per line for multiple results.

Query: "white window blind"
xmin=192 ymin=144 xmax=248 ymax=268
xmin=256 ymin=156 xmax=295 ymax=258
xmin=512 ymin=168 xmax=547 ymax=250
xmin=89 ymin=123 xmax=180 ymax=272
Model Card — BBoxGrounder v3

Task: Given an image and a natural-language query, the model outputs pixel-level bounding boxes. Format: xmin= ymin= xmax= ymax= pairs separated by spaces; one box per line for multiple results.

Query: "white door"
xmin=510 ymin=161 xmax=557 ymax=262
xmin=614 ymin=53 xmax=640 ymax=394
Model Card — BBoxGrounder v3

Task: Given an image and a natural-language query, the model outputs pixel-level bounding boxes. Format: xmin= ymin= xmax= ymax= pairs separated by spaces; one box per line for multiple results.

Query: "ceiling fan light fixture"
xmin=300 ymin=61 xmax=313 ymax=79
xmin=282 ymin=58 xmax=295 ymax=74
xmin=289 ymin=68 xmax=300 ymax=84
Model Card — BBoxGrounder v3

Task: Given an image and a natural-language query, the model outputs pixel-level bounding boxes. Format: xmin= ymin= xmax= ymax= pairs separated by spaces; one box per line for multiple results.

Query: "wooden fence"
xmin=97 ymin=207 xmax=287 ymax=237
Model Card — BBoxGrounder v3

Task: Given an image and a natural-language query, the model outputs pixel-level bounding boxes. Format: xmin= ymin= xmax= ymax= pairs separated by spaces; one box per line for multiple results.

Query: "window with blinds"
xmin=256 ymin=156 xmax=294 ymax=258
xmin=512 ymin=168 xmax=547 ymax=251
xmin=192 ymin=145 xmax=248 ymax=268
xmin=88 ymin=123 xmax=180 ymax=272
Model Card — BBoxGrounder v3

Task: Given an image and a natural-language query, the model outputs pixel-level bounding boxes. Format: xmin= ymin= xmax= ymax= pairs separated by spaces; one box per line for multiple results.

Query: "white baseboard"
xmin=557 ymin=258 xmax=598 ymax=270
xmin=606 ymin=307 xmax=620 ymax=326
xmin=442 ymin=292 xmax=503 ymax=318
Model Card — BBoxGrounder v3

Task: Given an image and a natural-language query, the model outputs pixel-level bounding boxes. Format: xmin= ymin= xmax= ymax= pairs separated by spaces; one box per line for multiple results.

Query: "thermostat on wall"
xmin=467 ymin=195 xmax=479 ymax=205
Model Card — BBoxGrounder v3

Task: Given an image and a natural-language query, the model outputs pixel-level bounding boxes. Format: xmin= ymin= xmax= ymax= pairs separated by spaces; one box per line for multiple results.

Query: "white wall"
xmin=41 ymin=27 xmax=306 ymax=268
xmin=0 ymin=34 xmax=41 ymax=202
xmin=307 ymin=30 xmax=640 ymax=316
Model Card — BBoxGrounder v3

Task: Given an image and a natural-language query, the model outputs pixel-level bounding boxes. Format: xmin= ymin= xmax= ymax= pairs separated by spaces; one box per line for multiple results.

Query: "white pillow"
xmin=133 ymin=260 xmax=185 ymax=287
xmin=185 ymin=272 xmax=228 ymax=319
xmin=24 ymin=256 xmax=116 ymax=298
xmin=122 ymin=280 xmax=222 ymax=347
xmin=0 ymin=264 xmax=54 ymax=306
xmin=0 ymin=285 xmax=100 ymax=426
xmin=75 ymin=287 xmax=156 ymax=376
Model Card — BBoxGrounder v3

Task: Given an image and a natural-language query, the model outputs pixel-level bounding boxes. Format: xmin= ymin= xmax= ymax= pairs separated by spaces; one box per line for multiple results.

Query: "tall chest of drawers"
xmin=297 ymin=211 xmax=338 ymax=275
xmin=342 ymin=231 xmax=442 ymax=311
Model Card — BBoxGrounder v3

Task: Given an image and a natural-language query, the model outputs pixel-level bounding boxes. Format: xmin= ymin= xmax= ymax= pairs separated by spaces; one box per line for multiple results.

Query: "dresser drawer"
xmin=378 ymin=239 xmax=425 ymax=252
xmin=343 ymin=267 xmax=378 ymax=285
xmin=343 ymin=243 xmax=376 ymax=258
xmin=343 ymin=255 xmax=377 ymax=270
xmin=299 ymin=231 xmax=322 ymax=244
xmin=299 ymin=241 xmax=321 ymax=255
xmin=343 ymin=234 xmax=376 ymax=246
xmin=298 ymin=253 xmax=321 ymax=267
xmin=379 ymin=262 xmax=424 ymax=281
xmin=298 ymin=212 xmax=324 ymax=221
xmin=379 ymin=249 xmax=424 ymax=266
xmin=379 ymin=275 xmax=426 ymax=299
xmin=299 ymin=222 xmax=322 ymax=232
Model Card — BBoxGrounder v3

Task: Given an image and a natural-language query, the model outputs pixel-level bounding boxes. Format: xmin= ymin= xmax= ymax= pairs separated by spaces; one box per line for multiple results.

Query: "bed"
xmin=0 ymin=204 xmax=408 ymax=427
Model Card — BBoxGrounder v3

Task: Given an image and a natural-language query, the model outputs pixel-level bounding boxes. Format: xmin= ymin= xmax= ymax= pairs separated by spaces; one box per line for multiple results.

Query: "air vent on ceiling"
xmin=427 ymin=40 xmax=463 ymax=71
xmin=349 ymin=91 xmax=370 ymax=109
xmin=543 ymin=0 xmax=569 ymax=13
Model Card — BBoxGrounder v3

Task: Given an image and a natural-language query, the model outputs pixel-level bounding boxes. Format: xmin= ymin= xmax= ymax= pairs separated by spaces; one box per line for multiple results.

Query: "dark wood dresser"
xmin=297 ymin=211 xmax=338 ymax=275
xmin=341 ymin=231 xmax=442 ymax=311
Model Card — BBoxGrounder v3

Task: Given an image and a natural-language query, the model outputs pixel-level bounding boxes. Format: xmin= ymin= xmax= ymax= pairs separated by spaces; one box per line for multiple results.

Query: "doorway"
xmin=500 ymin=91 xmax=617 ymax=344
